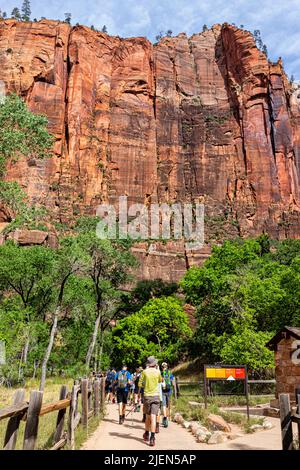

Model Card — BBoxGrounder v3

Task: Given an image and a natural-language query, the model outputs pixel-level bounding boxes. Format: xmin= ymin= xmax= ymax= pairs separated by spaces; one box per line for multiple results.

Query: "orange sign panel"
xmin=225 ymin=368 xmax=236 ymax=378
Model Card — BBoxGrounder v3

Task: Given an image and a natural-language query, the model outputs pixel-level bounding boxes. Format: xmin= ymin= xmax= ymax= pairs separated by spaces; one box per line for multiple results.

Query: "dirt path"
xmin=82 ymin=403 xmax=282 ymax=450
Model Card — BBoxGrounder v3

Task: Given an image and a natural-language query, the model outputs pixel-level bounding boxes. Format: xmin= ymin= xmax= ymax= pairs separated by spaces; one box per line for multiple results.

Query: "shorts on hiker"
xmin=116 ymin=389 xmax=128 ymax=404
xmin=143 ymin=396 xmax=160 ymax=416
xmin=105 ymin=383 xmax=112 ymax=393
xmin=162 ymin=391 xmax=171 ymax=407
xmin=134 ymin=386 xmax=139 ymax=395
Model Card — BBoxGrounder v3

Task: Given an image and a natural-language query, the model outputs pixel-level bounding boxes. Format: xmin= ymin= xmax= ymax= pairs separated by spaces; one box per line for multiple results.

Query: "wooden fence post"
xmin=23 ymin=391 xmax=43 ymax=450
xmin=67 ymin=382 xmax=79 ymax=450
xmin=81 ymin=378 xmax=89 ymax=428
xmin=296 ymin=387 xmax=300 ymax=450
xmin=88 ymin=383 xmax=92 ymax=413
xmin=101 ymin=377 xmax=106 ymax=412
xmin=3 ymin=389 xmax=25 ymax=450
xmin=53 ymin=385 xmax=67 ymax=445
xmin=94 ymin=379 xmax=100 ymax=417
xmin=175 ymin=377 xmax=180 ymax=398
xmin=279 ymin=393 xmax=294 ymax=450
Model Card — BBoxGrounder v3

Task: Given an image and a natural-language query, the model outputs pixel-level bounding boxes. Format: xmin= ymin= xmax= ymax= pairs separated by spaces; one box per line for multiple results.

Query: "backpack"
xmin=117 ymin=371 xmax=128 ymax=389
xmin=106 ymin=371 xmax=115 ymax=384
xmin=162 ymin=370 xmax=172 ymax=393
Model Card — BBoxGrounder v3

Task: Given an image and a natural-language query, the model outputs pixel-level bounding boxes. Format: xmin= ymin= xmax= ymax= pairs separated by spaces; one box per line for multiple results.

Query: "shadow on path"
xmin=109 ymin=431 xmax=147 ymax=445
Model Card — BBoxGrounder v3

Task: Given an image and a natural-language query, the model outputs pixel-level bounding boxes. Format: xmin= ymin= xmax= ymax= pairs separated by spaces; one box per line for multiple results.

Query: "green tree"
xmin=101 ymin=25 xmax=108 ymax=33
xmin=0 ymin=242 xmax=54 ymax=378
xmin=64 ymin=12 xmax=71 ymax=24
xmin=39 ymin=236 xmax=87 ymax=390
xmin=11 ymin=8 xmax=22 ymax=20
xmin=111 ymin=297 xmax=192 ymax=368
xmin=0 ymin=93 xmax=53 ymax=177
xmin=210 ymin=312 xmax=274 ymax=372
xmin=21 ymin=0 xmax=31 ymax=21
xmin=75 ymin=229 xmax=137 ymax=371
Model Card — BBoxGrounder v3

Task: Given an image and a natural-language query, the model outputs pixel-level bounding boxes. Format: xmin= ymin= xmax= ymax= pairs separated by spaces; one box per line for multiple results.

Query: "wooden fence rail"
xmin=279 ymin=388 xmax=300 ymax=450
xmin=0 ymin=377 xmax=105 ymax=451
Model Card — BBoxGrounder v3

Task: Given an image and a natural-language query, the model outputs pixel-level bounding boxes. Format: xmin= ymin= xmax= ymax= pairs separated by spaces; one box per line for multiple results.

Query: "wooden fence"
xmin=279 ymin=388 xmax=300 ymax=450
xmin=0 ymin=377 xmax=106 ymax=451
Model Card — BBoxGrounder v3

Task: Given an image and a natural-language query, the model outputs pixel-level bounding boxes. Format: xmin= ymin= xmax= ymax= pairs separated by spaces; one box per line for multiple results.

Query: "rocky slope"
xmin=0 ymin=19 xmax=300 ymax=280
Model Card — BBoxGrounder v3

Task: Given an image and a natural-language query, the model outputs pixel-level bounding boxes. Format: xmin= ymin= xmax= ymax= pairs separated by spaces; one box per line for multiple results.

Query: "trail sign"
xmin=204 ymin=364 xmax=250 ymax=420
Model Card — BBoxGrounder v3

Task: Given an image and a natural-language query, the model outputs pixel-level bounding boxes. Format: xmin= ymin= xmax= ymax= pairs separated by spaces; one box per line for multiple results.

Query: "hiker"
xmin=105 ymin=368 xmax=116 ymax=403
xmin=139 ymin=356 xmax=162 ymax=447
xmin=115 ymin=364 xmax=132 ymax=424
xmin=161 ymin=362 xmax=175 ymax=428
xmin=133 ymin=367 xmax=142 ymax=411
xmin=155 ymin=363 xmax=163 ymax=434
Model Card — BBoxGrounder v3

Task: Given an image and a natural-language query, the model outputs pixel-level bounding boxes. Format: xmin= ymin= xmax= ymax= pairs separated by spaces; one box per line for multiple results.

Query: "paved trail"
xmin=82 ymin=403 xmax=282 ymax=450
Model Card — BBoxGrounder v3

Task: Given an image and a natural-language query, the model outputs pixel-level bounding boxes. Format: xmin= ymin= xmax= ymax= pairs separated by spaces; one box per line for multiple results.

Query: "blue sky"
xmin=1 ymin=0 xmax=299 ymax=79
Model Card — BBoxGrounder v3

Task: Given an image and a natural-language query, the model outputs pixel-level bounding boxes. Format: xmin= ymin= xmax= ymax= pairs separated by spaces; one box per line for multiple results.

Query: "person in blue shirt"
xmin=114 ymin=364 xmax=132 ymax=424
xmin=161 ymin=362 xmax=175 ymax=428
xmin=105 ymin=368 xmax=116 ymax=403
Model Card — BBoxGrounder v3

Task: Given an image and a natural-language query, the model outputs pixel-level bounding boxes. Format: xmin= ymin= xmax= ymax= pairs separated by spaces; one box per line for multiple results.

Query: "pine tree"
xmin=166 ymin=29 xmax=173 ymax=37
xmin=253 ymin=29 xmax=263 ymax=49
xmin=262 ymin=44 xmax=268 ymax=58
xmin=3 ymin=12 xmax=7 ymax=18
xmin=21 ymin=0 xmax=31 ymax=21
xmin=202 ymin=24 xmax=208 ymax=32
xmin=155 ymin=31 xmax=163 ymax=42
xmin=64 ymin=12 xmax=71 ymax=25
xmin=11 ymin=7 xmax=22 ymax=20
xmin=290 ymin=74 xmax=295 ymax=84
xmin=101 ymin=25 xmax=108 ymax=33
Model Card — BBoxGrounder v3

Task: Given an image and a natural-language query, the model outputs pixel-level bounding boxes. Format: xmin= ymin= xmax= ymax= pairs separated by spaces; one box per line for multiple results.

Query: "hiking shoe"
xmin=149 ymin=436 xmax=156 ymax=447
xmin=163 ymin=417 xmax=168 ymax=428
xmin=155 ymin=422 xmax=160 ymax=433
xmin=143 ymin=431 xmax=150 ymax=442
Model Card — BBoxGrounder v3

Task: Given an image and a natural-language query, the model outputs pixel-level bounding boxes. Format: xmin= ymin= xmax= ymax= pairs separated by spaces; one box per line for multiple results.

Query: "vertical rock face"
xmin=0 ymin=19 xmax=300 ymax=280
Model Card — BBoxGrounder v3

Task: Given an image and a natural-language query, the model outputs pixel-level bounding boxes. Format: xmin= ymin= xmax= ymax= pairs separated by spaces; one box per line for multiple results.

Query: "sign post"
xmin=204 ymin=364 xmax=249 ymax=420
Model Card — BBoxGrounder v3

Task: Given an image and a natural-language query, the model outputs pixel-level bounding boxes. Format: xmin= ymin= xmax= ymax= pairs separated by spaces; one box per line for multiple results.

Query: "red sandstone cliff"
xmin=0 ymin=19 xmax=300 ymax=280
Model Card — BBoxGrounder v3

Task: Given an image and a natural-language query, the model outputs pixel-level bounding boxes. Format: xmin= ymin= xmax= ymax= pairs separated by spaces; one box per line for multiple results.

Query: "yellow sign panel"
xmin=215 ymin=368 xmax=226 ymax=378
xmin=206 ymin=368 xmax=226 ymax=378
xmin=206 ymin=368 xmax=216 ymax=378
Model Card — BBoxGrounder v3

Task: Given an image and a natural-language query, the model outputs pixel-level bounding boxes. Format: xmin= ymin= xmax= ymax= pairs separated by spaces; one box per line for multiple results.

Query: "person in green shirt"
xmin=138 ymin=356 xmax=162 ymax=447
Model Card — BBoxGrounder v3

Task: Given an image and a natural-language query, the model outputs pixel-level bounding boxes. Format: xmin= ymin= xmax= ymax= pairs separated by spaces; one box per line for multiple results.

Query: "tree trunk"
xmin=23 ymin=335 xmax=30 ymax=364
xmin=18 ymin=333 xmax=30 ymax=381
xmin=86 ymin=312 xmax=101 ymax=372
xmin=98 ymin=329 xmax=104 ymax=371
xmin=32 ymin=360 xmax=39 ymax=379
xmin=39 ymin=308 xmax=59 ymax=391
xmin=94 ymin=342 xmax=99 ymax=373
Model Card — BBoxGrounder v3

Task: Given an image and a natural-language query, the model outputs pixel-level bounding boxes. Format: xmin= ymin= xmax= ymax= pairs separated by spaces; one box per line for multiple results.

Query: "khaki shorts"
xmin=143 ymin=396 xmax=160 ymax=416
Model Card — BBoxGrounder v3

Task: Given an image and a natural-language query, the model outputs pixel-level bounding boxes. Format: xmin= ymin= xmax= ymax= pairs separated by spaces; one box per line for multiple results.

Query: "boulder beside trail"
xmin=207 ymin=431 xmax=229 ymax=445
xmin=207 ymin=413 xmax=231 ymax=432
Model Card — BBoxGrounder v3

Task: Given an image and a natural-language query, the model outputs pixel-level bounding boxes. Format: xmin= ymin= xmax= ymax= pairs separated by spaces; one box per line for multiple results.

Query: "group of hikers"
xmin=104 ymin=356 xmax=175 ymax=447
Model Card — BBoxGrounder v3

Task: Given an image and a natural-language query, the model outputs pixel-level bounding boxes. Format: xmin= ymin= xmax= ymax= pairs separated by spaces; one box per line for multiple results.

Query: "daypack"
xmin=117 ymin=371 xmax=128 ymax=389
xmin=162 ymin=370 xmax=172 ymax=392
xmin=106 ymin=371 xmax=115 ymax=384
